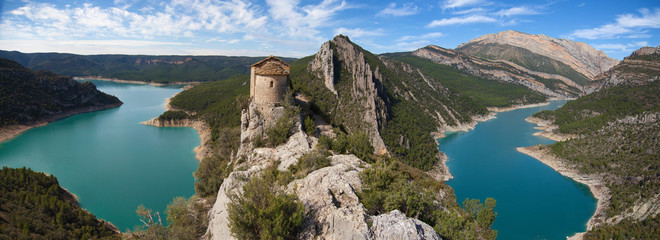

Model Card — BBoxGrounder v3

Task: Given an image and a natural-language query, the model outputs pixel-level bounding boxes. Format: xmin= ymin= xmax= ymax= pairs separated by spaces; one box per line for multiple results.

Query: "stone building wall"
xmin=253 ymin=75 xmax=288 ymax=105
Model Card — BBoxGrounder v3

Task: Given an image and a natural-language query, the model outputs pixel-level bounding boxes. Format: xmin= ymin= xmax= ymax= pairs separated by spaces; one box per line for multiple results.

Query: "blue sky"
xmin=0 ymin=0 xmax=658 ymax=59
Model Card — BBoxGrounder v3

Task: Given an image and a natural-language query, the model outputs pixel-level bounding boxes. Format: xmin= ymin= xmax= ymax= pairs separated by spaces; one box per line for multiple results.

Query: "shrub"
xmin=267 ymin=116 xmax=295 ymax=147
xmin=227 ymin=170 xmax=306 ymax=240
xmin=303 ymin=115 xmax=316 ymax=136
xmin=288 ymin=150 xmax=331 ymax=179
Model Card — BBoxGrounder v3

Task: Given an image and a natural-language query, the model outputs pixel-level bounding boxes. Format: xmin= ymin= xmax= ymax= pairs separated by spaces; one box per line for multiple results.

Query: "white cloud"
xmin=442 ymin=0 xmax=484 ymax=9
xmin=427 ymin=15 xmax=496 ymax=27
xmin=266 ymin=0 xmax=349 ymax=40
xmin=592 ymin=41 xmax=648 ymax=52
xmin=398 ymin=32 xmax=444 ymax=41
xmin=378 ymin=2 xmax=419 ymax=17
xmin=453 ymin=7 xmax=488 ymax=15
xmin=334 ymin=27 xmax=384 ymax=38
xmin=3 ymin=0 xmax=267 ymax=40
xmin=496 ymin=6 xmax=539 ymax=17
xmin=570 ymin=8 xmax=660 ymax=39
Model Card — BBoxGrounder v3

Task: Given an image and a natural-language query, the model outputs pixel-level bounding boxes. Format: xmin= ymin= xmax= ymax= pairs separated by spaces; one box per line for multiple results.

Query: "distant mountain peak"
xmin=458 ymin=30 xmax=619 ymax=79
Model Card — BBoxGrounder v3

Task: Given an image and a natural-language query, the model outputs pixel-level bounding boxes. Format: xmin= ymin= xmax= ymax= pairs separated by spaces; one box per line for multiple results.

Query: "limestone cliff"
xmin=457 ymin=30 xmax=618 ymax=80
xmin=413 ymin=45 xmax=580 ymax=98
xmin=307 ymin=35 xmax=389 ymax=154
xmin=204 ymin=101 xmax=439 ymax=239
xmin=585 ymin=46 xmax=660 ymax=93
xmin=303 ymin=36 xmax=497 ymax=169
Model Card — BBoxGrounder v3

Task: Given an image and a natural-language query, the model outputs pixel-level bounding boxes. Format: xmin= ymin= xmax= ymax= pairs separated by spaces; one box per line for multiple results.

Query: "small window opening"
xmin=270 ymin=81 xmax=274 ymax=88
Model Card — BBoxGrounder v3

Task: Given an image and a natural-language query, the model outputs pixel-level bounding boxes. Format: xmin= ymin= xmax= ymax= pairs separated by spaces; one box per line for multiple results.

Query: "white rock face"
xmin=371 ymin=210 xmax=441 ymax=240
xmin=309 ymin=35 xmax=389 ymax=155
xmin=288 ymin=155 xmax=373 ymax=240
xmin=308 ymin=41 xmax=337 ymax=95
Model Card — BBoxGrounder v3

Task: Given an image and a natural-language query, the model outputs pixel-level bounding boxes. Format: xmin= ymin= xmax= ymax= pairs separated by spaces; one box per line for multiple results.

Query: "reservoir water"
xmin=0 ymin=80 xmax=200 ymax=231
xmin=439 ymin=100 xmax=596 ymax=240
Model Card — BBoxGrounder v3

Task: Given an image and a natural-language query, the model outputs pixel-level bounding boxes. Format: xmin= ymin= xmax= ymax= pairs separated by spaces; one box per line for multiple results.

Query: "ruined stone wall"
xmin=250 ymin=66 xmax=257 ymax=97
xmin=253 ymin=75 xmax=288 ymax=105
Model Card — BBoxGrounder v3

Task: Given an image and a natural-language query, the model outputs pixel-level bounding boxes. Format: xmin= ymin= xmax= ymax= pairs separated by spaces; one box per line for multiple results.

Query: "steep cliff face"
xmin=585 ymin=46 xmax=660 ymax=93
xmin=307 ymin=35 xmax=389 ymax=154
xmin=413 ymin=45 xmax=580 ymax=98
xmin=300 ymin=35 xmax=493 ymax=170
xmin=457 ymin=30 xmax=618 ymax=80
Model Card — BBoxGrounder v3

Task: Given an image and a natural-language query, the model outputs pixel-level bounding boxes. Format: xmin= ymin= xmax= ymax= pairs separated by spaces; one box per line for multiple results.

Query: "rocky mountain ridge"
xmin=412 ymin=45 xmax=581 ymax=98
xmin=585 ymin=45 xmax=660 ymax=93
xmin=457 ymin=30 xmax=618 ymax=79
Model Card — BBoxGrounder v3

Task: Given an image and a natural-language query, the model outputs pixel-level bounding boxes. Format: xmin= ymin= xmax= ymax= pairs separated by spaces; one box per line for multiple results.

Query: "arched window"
xmin=270 ymin=81 xmax=274 ymax=88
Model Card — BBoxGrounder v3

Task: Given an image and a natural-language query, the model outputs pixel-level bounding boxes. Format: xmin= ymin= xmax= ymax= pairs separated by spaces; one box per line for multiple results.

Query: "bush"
xmin=359 ymin=161 xmax=437 ymax=225
xmin=157 ymin=110 xmax=189 ymax=121
xmin=288 ymin=150 xmax=331 ymax=179
xmin=303 ymin=115 xmax=316 ymax=136
xmin=359 ymin=161 xmax=498 ymax=240
xmin=227 ymin=170 xmax=305 ymax=240
xmin=267 ymin=116 xmax=295 ymax=147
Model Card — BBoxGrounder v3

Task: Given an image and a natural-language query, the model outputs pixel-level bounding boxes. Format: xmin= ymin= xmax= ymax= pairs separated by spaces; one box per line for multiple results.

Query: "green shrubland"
xmin=0 ymin=167 xmax=119 ymax=240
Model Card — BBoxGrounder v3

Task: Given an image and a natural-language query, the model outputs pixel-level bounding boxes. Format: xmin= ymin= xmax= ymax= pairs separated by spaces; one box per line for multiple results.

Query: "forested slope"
xmin=0 ymin=58 xmax=122 ymax=128
xmin=0 ymin=50 xmax=295 ymax=83
xmin=0 ymin=167 xmax=119 ymax=240
xmin=530 ymin=47 xmax=660 ymax=239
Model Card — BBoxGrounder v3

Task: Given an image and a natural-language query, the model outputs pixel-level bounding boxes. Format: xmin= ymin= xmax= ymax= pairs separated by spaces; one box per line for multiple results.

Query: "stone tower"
xmin=250 ymin=56 xmax=290 ymax=105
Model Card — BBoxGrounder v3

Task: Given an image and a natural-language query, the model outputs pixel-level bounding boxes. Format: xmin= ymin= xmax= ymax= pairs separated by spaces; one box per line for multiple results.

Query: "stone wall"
xmin=253 ymin=74 xmax=288 ymax=105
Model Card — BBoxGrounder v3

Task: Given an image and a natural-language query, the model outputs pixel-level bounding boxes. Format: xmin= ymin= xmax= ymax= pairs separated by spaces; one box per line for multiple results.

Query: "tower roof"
xmin=252 ymin=56 xmax=290 ymax=76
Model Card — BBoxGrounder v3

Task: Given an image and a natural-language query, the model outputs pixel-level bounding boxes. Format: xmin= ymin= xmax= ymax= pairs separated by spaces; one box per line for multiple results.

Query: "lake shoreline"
xmin=525 ymin=116 xmax=577 ymax=141
xmin=517 ymin=146 xmax=609 ymax=239
xmin=433 ymin=101 xmax=555 ymax=182
xmin=487 ymin=101 xmax=550 ymax=112
xmin=141 ymin=92 xmax=212 ymax=162
xmin=74 ymin=76 xmax=202 ymax=87
xmin=0 ymin=103 xmax=122 ymax=144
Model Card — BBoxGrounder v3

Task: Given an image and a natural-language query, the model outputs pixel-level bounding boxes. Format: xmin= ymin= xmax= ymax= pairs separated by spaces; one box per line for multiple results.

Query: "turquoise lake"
xmin=0 ymin=80 xmax=200 ymax=231
xmin=439 ymin=100 xmax=596 ymax=239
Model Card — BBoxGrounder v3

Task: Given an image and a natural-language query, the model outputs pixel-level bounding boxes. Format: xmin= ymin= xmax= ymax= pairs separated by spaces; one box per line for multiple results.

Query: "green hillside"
xmin=533 ymin=81 xmax=660 ymax=134
xmin=385 ymin=53 xmax=546 ymax=107
xmin=0 ymin=50 xmax=295 ymax=83
xmin=531 ymin=50 xmax=660 ymax=238
xmin=0 ymin=167 xmax=119 ymax=239
xmin=0 ymin=58 xmax=122 ymax=127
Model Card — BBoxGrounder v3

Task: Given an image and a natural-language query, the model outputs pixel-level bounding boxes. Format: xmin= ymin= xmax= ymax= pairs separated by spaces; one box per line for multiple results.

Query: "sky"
xmin=0 ymin=0 xmax=658 ymax=60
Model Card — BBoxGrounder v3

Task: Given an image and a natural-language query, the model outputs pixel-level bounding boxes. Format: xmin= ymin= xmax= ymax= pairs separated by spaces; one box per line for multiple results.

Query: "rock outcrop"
xmin=308 ymin=42 xmax=337 ymax=95
xmin=371 ymin=210 xmax=440 ymax=240
xmin=457 ymin=30 xmax=618 ymax=79
xmin=585 ymin=45 xmax=660 ymax=93
xmin=288 ymin=155 xmax=372 ymax=239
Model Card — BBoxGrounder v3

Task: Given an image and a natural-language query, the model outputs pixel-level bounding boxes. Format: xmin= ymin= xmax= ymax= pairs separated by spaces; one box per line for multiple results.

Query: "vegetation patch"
xmin=359 ymin=160 xmax=498 ymax=240
xmin=533 ymin=81 xmax=660 ymax=134
xmin=0 ymin=167 xmax=119 ymax=240
xmin=227 ymin=168 xmax=306 ymax=240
